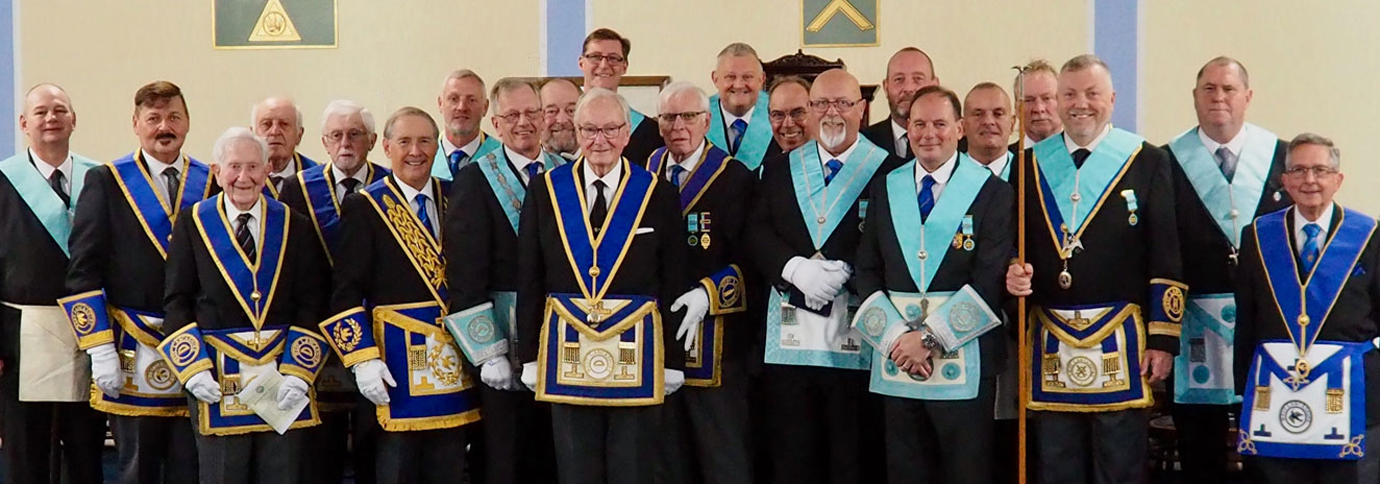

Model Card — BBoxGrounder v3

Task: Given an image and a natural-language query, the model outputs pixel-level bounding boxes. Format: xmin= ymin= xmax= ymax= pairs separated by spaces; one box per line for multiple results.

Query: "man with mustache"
xmin=159 ymin=126 xmax=329 ymax=484
xmin=0 ymin=84 xmax=105 ymax=484
xmin=278 ymin=99 xmax=390 ymax=484
xmin=1006 ymin=55 xmax=1184 ymax=484
xmin=1163 ymin=57 xmax=1290 ymax=483
xmin=749 ymin=68 xmax=902 ymax=484
xmin=579 ymin=28 xmax=665 ymax=165
xmin=1015 ymin=59 xmax=1063 ymax=147
xmin=64 ymin=80 xmax=212 ymax=484
xmin=542 ymin=77 xmax=582 ymax=161
xmin=766 ymin=76 xmax=813 ymax=156
xmin=443 ymin=78 xmax=563 ymax=484
xmin=962 ymin=83 xmax=1017 ymax=181
xmin=322 ymin=107 xmax=481 ymax=484
xmin=431 ymin=69 xmax=502 ymax=181
xmin=707 ymin=43 xmax=778 ymax=172
xmin=253 ymin=97 xmax=321 ymax=198
xmin=862 ymin=48 xmax=939 ymax=159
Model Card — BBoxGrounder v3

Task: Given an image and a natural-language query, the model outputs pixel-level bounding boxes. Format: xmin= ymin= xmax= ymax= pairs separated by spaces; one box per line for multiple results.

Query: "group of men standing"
xmin=0 ymin=26 xmax=1373 ymax=484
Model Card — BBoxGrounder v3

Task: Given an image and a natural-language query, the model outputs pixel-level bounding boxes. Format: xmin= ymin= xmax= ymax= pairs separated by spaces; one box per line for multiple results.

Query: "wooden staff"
xmin=1012 ymin=64 xmax=1031 ymax=484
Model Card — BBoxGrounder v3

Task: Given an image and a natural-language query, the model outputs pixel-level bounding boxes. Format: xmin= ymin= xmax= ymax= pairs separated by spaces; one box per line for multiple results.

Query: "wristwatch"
xmin=918 ymin=325 xmax=940 ymax=350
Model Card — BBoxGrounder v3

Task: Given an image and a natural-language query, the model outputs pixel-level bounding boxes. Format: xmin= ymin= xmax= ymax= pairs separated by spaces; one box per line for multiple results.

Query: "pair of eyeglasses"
xmin=324 ymin=130 xmax=369 ymax=143
xmin=495 ymin=109 xmax=544 ymax=124
xmin=582 ymin=53 xmax=626 ymax=65
xmin=809 ymin=99 xmax=861 ymax=112
xmin=657 ymin=111 xmax=706 ymax=124
xmin=1283 ymin=166 xmax=1339 ymax=178
xmin=769 ymin=108 xmax=809 ymax=123
xmin=577 ymin=124 xmax=627 ymax=139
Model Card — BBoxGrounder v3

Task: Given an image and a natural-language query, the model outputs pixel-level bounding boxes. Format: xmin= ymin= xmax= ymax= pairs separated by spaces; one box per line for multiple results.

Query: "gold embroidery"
xmin=1255 ymin=386 xmax=1271 ymax=410
xmin=331 ymin=319 xmax=363 ymax=353
xmin=427 ymin=344 xmax=461 ymax=386
xmin=291 ymin=337 xmax=323 ymax=369
xmin=145 ymin=360 xmax=177 ymax=391
xmin=382 ymin=196 xmax=444 ymax=287
xmin=1163 ymin=286 xmax=1185 ymax=323
xmin=71 ymin=303 xmax=98 ymax=334
xmin=168 ymin=333 xmax=202 ymax=367
xmin=717 ymin=275 xmax=741 ymax=309
xmin=1328 ymin=388 xmax=1345 ymax=414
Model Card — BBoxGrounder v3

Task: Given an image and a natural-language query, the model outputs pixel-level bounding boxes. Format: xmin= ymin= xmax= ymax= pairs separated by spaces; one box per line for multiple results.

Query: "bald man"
xmin=253 ymin=97 xmax=321 ymax=198
xmin=862 ymin=48 xmax=939 ymax=159
xmin=749 ymin=68 xmax=903 ymax=484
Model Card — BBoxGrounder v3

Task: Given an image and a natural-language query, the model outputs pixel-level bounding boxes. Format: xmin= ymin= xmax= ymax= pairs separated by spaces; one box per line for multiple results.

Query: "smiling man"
xmin=766 ymin=76 xmax=814 ymax=156
xmin=541 ymin=78 xmax=582 ymax=161
xmin=579 ymin=28 xmax=664 ymax=165
xmin=706 ymin=43 xmax=777 ymax=171
xmin=252 ymin=97 xmax=320 ymax=198
xmin=432 ymin=69 xmax=502 ymax=181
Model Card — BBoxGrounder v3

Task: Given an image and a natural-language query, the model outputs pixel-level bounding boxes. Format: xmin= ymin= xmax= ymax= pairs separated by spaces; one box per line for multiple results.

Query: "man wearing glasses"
xmin=749 ymin=68 xmax=903 ymax=484
xmin=765 ymin=76 xmax=814 ymax=159
xmin=579 ymin=28 xmax=665 ymax=165
xmin=707 ymin=43 xmax=777 ymax=172
xmin=443 ymin=78 xmax=563 ymax=484
xmin=1233 ymin=133 xmax=1380 ymax=483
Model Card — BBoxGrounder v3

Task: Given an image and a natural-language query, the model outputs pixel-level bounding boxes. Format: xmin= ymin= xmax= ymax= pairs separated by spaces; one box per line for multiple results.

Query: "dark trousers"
xmin=375 ymin=426 xmax=468 ymax=484
xmin=659 ymin=359 xmax=753 ymax=484
xmin=1171 ymin=402 xmax=1232 ymax=482
xmin=883 ymin=377 xmax=997 ymax=484
xmin=110 ymin=414 xmax=199 ymax=484
xmin=299 ymin=396 xmax=381 ymax=484
xmin=551 ymin=403 xmax=660 ymax=484
xmin=472 ymin=384 xmax=556 ymax=484
xmin=1034 ymin=408 xmax=1148 ymax=484
xmin=762 ymin=364 xmax=870 ymax=484
xmin=188 ymin=400 xmax=304 ymax=484
xmin=0 ymin=355 xmax=106 ymax=484
xmin=1251 ymin=425 xmax=1380 ymax=484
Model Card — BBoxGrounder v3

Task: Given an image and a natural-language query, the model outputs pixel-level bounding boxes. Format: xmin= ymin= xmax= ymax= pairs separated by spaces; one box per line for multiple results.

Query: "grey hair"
xmin=1061 ymin=54 xmax=1111 ymax=75
xmin=441 ymin=69 xmax=487 ymax=93
xmin=320 ymin=99 xmax=376 ymax=134
xmin=211 ymin=127 xmax=269 ymax=166
xmin=574 ymin=87 xmax=630 ymax=125
xmin=657 ymin=81 xmax=709 ymax=114
xmin=1286 ymin=132 xmax=1342 ymax=169
xmin=250 ymin=97 xmax=304 ymax=129
xmin=716 ymin=42 xmax=762 ymax=63
xmin=1196 ymin=56 xmax=1251 ymax=89
xmin=489 ymin=77 xmax=541 ymax=116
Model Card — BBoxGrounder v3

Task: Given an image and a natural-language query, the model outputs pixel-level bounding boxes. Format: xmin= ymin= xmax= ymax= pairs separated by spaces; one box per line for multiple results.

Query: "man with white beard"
xmin=748 ymin=68 xmax=903 ymax=483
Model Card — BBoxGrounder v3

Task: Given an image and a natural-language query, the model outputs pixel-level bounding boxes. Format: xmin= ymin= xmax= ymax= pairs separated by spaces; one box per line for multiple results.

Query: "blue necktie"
xmin=415 ymin=193 xmax=434 ymax=237
xmin=448 ymin=150 xmax=467 ymax=177
xmin=1301 ymin=222 xmax=1321 ymax=273
xmin=918 ymin=175 xmax=936 ymax=223
xmin=824 ymin=159 xmax=843 ymax=185
xmin=730 ymin=119 xmax=748 ymax=155
xmin=669 ymin=165 xmax=687 ymax=188
xmin=525 ymin=162 xmax=543 ymax=181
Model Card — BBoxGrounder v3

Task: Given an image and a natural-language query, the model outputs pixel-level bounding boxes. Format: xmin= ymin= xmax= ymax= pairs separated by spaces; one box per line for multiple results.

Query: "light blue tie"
xmin=918 ymin=175 xmax=936 ymax=223
xmin=415 ymin=193 xmax=434 ymax=237
xmin=730 ymin=119 xmax=748 ymax=155
xmin=1301 ymin=222 xmax=1321 ymax=273
xmin=824 ymin=159 xmax=843 ymax=185
xmin=448 ymin=150 xmax=467 ymax=177
xmin=669 ymin=165 xmax=687 ymax=188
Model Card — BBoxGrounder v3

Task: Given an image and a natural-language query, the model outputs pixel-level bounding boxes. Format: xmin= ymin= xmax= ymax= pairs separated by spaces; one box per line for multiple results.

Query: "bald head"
xmin=809 ymin=69 xmax=864 ymax=153
xmin=251 ymin=96 xmax=305 ymax=170
xmin=21 ymin=83 xmax=76 ymax=154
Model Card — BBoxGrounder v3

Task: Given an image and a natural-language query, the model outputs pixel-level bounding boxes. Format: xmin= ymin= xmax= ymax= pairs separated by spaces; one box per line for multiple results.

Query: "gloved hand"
xmin=672 ymin=288 xmax=711 ymax=352
xmin=480 ymin=357 xmax=514 ymax=391
xmin=352 ymin=359 xmax=396 ymax=406
xmin=786 ymin=258 xmax=852 ymax=309
xmin=276 ymin=375 xmax=309 ymax=410
xmin=185 ymin=370 xmax=222 ymax=404
xmin=665 ymin=369 xmax=685 ymax=395
xmin=87 ymin=343 xmax=122 ymax=398
xmin=520 ymin=361 xmax=539 ymax=392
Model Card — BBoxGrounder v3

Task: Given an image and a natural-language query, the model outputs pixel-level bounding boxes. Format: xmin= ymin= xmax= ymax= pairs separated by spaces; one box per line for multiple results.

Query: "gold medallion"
xmin=251 ymin=290 xmax=262 ymax=301
xmin=952 ymin=234 xmax=964 ymax=249
xmin=1128 ymin=213 xmax=1139 ymax=226
xmin=962 ymin=238 xmax=975 ymax=251
xmin=700 ymin=233 xmax=711 ymax=248
xmin=1297 ymin=314 xmax=1310 ymax=326
xmin=1058 ymin=270 xmax=1073 ymax=289
xmin=588 ymin=266 xmax=601 ymax=278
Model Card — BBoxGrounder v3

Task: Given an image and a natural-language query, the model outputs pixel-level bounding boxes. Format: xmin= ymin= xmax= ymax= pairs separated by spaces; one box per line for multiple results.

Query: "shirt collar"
xmin=1294 ymin=202 xmax=1336 ymax=236
xmin=891 ymin=120 xmax=908 ymax=143
xmin=330 ymin=162 xmax=370 ymax=186
xmin=816 ymin=137 xmax=860 ymax=166
xmin=981 ymin=151 xmax=1013 ymax=178
xmin=395 ymin=176 xmax=434 ymax=204
xmin=443 ymin=133 xmax=484 ymax=158
xmin=223 ymin=195 xmax=263 ymax=223
xmin=141 ymin=149 xmax=182 ymax=174
xmin=1197 ymin=126 xmax=1247 ymax=157
xmin=1063 ymin=124 xmax=1112 ymax=154
xmin=916 ymin=151 xmax=959 ymax=185
xmin=582 ymin=159 xmax=623 ymax=192
xmin=28 ymin=148 xmax=72 ymax=180
xmin=721 ymin=104 xmax=755 ymax=127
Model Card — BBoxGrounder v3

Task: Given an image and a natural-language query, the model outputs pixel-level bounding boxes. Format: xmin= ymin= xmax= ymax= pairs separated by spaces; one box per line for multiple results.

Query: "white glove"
xmin=87 ymin=344 xmax=122 ymax=398
xmin=276 ymin=375 xmax=310 ymax=410
xmin=185 ymin=370 xmax=222 ymax=404
xmin=665 ymin=369 xmax=685 ymax=395
xmin=520 ymin=361 xmax=539 ymax=392
xmin=480 ymin=358 xmax=514 ymax=391
xmin=352 ymin=359 xmax=396 ymax=406
xmin=786 ymin=258 xmax=852 ymax=309
xmin=672 ymin=288 xmax=710 ymax=352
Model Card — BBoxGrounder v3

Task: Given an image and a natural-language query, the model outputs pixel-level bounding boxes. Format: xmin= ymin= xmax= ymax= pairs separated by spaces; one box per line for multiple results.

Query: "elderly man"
xmin=962 ymin=82 xmax=1016 ymax=181
xmin=443 ymin=78 xmax=563 ymax=484
xmin=1233 ymin=133 xmax=1379 ymax=483
xmin=0 ymin=84 xmax=105 ymax=484
xmin=252 ymin=97 xmax=321 ymax=197
xmin=158 ymin=126 xmax=329 ymax=484
xmin=1164 ymin=56 xmax=1291 ymax=483
xmin=64 ymin=81 xmax=212 ymax=484
xmin=1016 ymin=59 xmax=1063 ymax=147
xmin=277 ymin=99 xmax=390 ymax=484
xmin=1006 ymin=55 xmax=1183 ymax=484
xmin=432 ymin=69 xmax=502 ymax=180
xmin=854 ymin=85 xmax=1013 ymax=484
xmin=514 ymin=88 xmax=695 ymax=484
xmin=862 ymin=48 xmax=939 ymax=159
xmin=749 ymin=68 xmax=903 ymax=484
xmin=542 ymin=77 xmax=582 ymax=161
xmin=321 ymin=107 xmax=481 ymax=484
xmin=707 ymin=43 xmax=777 ymax=171
xmin=766 ymin=76 xmax=813 ymax=157
xmin=644 ymin=82 xmax=756 ymax=484
xmin=579 ymin=28 xmax=664 ymax=164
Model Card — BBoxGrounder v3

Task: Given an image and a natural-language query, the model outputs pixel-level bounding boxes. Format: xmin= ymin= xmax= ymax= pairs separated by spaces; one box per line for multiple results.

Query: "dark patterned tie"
xmin=162 ymin=167 xmax=180 ymax=207
xmin=340 ymin=178 xmax=361 ymax=196
xmin=590 ymin=180 xmax=608 ymax=233
xmin=235 ymin=213 xmax=256 ymax=261
xmin=730 ymin=119 xmax=748 ymax=155
xmin=49 ymin=170 xmax=69 ymax=207
xmin=449 ymin=150 xmax=467 ymax=177
xmin=1215 ymin=146 xmax=1238 ymax=182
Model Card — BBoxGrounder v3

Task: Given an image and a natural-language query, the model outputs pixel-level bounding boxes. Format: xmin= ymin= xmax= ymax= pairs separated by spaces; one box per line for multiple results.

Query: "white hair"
xmin=250 ymin=97 xmax=304 ymax=128
xmin=574 ymin=87 xmax=630 ymax=125
xmin=212 ymin=127 xmax=269 ymax=166
xmin=320 ymin=99 xmax=376 ymax=134
xmin=657 ymin=81 xmax=709 ymax=114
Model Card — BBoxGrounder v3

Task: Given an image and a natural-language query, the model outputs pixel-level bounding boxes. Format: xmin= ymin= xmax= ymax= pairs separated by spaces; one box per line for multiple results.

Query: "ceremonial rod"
xmin=1012 ymin=64 xmax=1031 ymax=484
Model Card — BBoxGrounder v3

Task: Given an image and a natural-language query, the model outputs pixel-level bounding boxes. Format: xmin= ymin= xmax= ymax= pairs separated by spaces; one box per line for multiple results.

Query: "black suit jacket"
xmin=623 ymin=118 xmax=666 ymax=170
xmin=444 ymin=152 xmax=531 ymax=313
xmin=328 ymin=176 xmax=451 ymax=315
xmin=862 ymin=119 xmax=902 ymax=158
xmin=0 ymin=171 xmax=73 ymax=360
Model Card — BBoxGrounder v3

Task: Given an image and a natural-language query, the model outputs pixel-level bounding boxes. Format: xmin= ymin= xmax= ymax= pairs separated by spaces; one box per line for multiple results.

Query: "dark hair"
xmin=134 ymin=80 xmax=187 ymax=115
xmin=767 ymin=75 xmax=811 ymax=96
xmin=909 ymin=85 xmax=961 ymax=120
xmin=582 ymin=28 xmax=631 ymax=57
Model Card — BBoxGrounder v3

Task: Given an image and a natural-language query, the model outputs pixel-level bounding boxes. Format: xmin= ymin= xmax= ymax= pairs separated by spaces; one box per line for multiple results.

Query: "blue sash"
xmin=110 ymin=152 xmax=213 ymax=258
xmin=0 ymin=152 xmax=97 ymax=256
xmin=298 ymin=162 xmax=388 ymax=263
xmin=362 ymin=177 xmax=449 ymax=305
xmin=545 ymin=159 xmax=656 ymax=302
xmin=707 ymin=94 xmax=772 ymax=170
xmin=1169 ymin=124 xmax=1276 ymax=247
xmin=190 ymin=195 xmax=290 ymax=328
xmin=1033 ymin=129 xmax=1143 ymax=250
xmin=646 ymin=142 xmax=732 ymax=214
xmin=1255 ymin=207 xmax=1376 ymax=351
xmin=475 ymin=148 xmax=565 ymax=235
xmin=430 ymin=133 xmax=503 ymax=181
xmin=264 ymin=153 xmax=319 ymax=199
xmin=791 ymin=139 xmax=888 ymax=248
xmin=887 ymin=156 xmax=988 ymax=293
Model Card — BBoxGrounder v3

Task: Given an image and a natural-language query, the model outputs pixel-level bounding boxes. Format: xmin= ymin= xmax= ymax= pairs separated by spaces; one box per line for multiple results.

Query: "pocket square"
xmin=635 ymin=227 xmax=655 ymax=235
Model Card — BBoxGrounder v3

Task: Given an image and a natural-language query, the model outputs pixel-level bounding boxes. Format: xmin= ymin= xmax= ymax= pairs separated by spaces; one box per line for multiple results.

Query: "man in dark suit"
xmin=515 ymin=88 xmax=695 ymax=484
xmin=277 ymin=99 xmax=390 ymax=484
xmin=541 ymin=78 xmax=582 ymax=161
xmin=253 ymin=97 xmax=321 ymax=198
xmin=579 ymin=28 xmax=664 ymax=164
xmin=765 ymin=76 xmax=814 ymax=161
xmin=854 ymin=85 xmax=1013 ymax=484
xmin=750 ymin=68 xmax=903 ymax=484
xmin=861 ymin=47 xmax=939 ymax=159
xmin=0 ymin=83 xmax=106 ymax=484
xmin=158 ymin=126 xmax=329 ymax=484
xmin=1164 ymin=56 xmax=1291 ymax=483
xmin=707 ymin=43 xmax=778 ymax=172
xmin=443 ymin=78 xmax=563 ymax=484
xmin=1234 ymin=133 xmax=1380 ymax=483
xmin=64 ymin=80 xmax=212 ymax=484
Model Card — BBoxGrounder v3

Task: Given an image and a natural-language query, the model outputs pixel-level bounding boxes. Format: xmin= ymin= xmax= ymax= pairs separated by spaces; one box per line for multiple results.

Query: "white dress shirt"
xmin=269 ymin=159 xmax=297 ymax=192
xmin=980 ymin=151 xmax=1012 ymax=179
xmin=224 ymin=197 xmax=264 ymax=249
xmin=1063 ymin=124 xmax=1113 ymax=155
xmin=722 ymin=104 xmax=755 ymax=139
xmin=915 ymin=152 xmax=958 ymax=201
xmin=891 ymin=120 xmax=909 ymax=156
xmin=142 ymin=149 xmax=182 ymax=203
xmin=666 ymin=140 xmax=706 ymax=185
xmin=331 ymin=163 xmax=371 ymax=200
xmin=1293 ymin=203 xmax=1335 ymax=254
xmin=816 ymin=137 xmax=860 ymax=172
xmin=396 ymin=178 xmax=439 ymax=238
xmin=442 ymin=134 xmax=484 ymax=160
xmin=504 ymin=146 xmax=544 ymax=186
xmin=582 ymin=160 xmax=623 ymax=212
xmin=29 ymin=148 xmax=72 ymax=196
xmin=1198 ymin=126 xmax=1246 ymax=159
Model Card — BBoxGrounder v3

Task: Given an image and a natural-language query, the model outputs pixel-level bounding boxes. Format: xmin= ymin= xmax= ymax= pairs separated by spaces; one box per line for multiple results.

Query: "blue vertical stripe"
xmin=0 ymin=0 xmax=13 ymax=155
xmin=545 ymin=0 xmax=585 ymax=77
xmin=1092 ymin=0 xmax=1138 ymax=133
